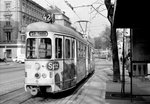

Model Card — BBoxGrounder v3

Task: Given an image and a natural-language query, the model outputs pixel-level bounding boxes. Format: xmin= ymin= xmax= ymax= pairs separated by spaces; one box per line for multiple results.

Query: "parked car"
xmin=17 ymin=55 xmax=25 ymax=63
xmin=99 ymin=54 xmax=107 ymax=59
xmin=12 ymin=57 xmax=17 ymax=62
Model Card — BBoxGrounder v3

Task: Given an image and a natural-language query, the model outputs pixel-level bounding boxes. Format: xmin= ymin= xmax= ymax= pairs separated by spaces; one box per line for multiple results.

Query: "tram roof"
xmin=26 ymin=22 xmax=87 ymax=43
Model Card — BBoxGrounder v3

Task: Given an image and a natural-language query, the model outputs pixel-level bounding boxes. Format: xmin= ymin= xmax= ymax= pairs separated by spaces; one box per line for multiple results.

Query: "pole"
xmin=130 ymin=29 xmax=133 ymax=102
xmin=121 ymin=29 xmax=125 ymax=96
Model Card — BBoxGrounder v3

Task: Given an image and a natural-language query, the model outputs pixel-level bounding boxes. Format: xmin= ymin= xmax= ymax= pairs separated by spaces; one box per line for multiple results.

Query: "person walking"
xmin=126 ymin=57 xmax=131 ymax=77
xmin=125 ymin=51 xmax=131 ymax=78
xmin=4 ymin=52 xmax=7 ymax=64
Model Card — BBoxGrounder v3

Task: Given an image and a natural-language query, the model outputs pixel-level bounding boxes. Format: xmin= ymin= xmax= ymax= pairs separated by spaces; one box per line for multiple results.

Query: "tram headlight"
xmin=35 ymin=63 xmax=40 ymax=70
xmin=35 ymin=73 xmax=41 ymax=79
xmin=42 ymin=73 xmax=47 ymax=78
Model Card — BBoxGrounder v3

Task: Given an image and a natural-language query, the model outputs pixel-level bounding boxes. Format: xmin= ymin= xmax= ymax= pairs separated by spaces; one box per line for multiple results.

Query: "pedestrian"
xmin=126 ymin=57 xmax=131 ymax=77
xmin=4 ymin=52 xmax=7 ymax=64
xmin=125 ymin=51 xmax=131 ymax=78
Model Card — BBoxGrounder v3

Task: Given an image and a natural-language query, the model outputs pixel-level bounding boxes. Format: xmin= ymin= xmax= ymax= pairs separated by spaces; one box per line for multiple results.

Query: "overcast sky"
xmin=32 ymin=0 xmax=110 ymax=38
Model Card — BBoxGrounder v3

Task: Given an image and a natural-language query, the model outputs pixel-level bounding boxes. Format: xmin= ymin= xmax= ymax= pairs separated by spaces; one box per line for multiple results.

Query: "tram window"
xmin=88 ymin=47 xmax=91 ymax=61
xmin=55 ymin=38 xmax=62 ymax=58
xmin=83 ymin=45 xmax=85 ymax=57
xmin=39 ymin=38 xmax=52 ymax=59
xmin=65 ymin=39 xmax=70 ymax=58
xmin=72 ymin=40 xmax=75 ymax=58
xmin=80 ymin=42 xmax=83 ymax=57
xmin=77 ymin=41 xmax=79 ymax=57
xmin=26 ymin=38 xmax=36 ymax=59
xmin=78 ymin=41 xmax=80 ymax=57
xmin=26 ymin=38 xmax=52 ymax=59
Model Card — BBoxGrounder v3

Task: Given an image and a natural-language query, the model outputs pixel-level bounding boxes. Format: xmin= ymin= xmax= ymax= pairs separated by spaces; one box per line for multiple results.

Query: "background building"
xmin=48 ymin=5 xmax=71 ymax=27
xmin=0 ymin=0 xmax=71 ymax=60
xmin=0 ymin=0 xmax=47 ymax=59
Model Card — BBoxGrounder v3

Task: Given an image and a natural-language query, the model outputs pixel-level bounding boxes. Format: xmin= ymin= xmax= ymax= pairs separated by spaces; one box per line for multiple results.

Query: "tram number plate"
xmin=47 ymin=61 xmax=59 ymax=70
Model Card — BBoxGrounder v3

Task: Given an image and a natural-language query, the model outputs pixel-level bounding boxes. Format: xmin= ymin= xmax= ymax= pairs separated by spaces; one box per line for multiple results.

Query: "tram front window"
xmin=26 ymin=38 xmax=52 ymax=59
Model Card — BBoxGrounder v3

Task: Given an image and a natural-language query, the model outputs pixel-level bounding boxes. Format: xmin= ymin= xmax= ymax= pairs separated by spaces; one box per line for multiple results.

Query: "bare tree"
xmin=94 ymin=26 xmax=111 ymax=50
xmin=94 ymin=36 xmax=102 ymax=49
xmin=101 ymin=26 xmax=111 ymax=49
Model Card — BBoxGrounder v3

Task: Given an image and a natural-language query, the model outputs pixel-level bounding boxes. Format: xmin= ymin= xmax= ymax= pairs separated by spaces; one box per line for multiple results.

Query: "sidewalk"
xmin=104 ymin=67 xmax=150 ymax=104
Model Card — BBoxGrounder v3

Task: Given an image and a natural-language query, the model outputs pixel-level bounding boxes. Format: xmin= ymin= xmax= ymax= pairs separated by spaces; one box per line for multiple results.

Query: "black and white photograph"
xmin=0 ymin=0 xmax=149 ymax=104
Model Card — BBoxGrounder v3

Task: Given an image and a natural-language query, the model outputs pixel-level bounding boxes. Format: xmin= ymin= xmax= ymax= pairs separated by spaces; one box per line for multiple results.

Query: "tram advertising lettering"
xmin=47 ymin=62 xmax=53 ymax=70
xmin=53 ymin=61 xmax=59 ymax=70
xmin=47 ymin=61 xmax=59 ymax=70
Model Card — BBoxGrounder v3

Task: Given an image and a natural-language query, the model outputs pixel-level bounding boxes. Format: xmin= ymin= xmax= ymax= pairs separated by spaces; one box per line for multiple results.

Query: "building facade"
xmin=0 ymin=0 xmax=47 ymax=59
xmin=0 ymin=0 xmax=72 ymax=60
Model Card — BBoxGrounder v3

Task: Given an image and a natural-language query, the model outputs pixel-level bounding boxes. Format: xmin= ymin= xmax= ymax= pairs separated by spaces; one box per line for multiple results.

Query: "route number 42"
xmin=42 ymin=13 xmax=55 ymax=23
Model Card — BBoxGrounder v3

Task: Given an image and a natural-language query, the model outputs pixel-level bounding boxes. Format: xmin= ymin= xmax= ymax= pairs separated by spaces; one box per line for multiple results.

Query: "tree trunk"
xmin=110 ymin=24 xmax=120 ymax=82
xmin=104 ymin=0 xmax=120 ymax=82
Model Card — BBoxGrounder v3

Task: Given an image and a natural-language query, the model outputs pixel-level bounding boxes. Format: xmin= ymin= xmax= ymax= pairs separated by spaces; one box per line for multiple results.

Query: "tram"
xmin=24 ymin=14 xmax=95 ymax=96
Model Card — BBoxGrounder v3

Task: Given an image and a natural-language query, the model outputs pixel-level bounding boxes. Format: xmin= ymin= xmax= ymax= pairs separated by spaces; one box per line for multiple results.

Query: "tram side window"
xmin=80 ymin=42 xmax=82 ymax=57
xmin=78 ymin=41 xmax=81 ymax=58
xmin=65 ymin=39 xmax=70 ymax=58
xmin=83 ymin=45 xmax=86 ymax=58
xmin=80 ymin=42 xmax=83 ymax=57
xmin=88 ymin=47 xmax=91 ymax=61
xmin=55 ymin=38 xmax=62 ymax=58
xmin=77 ymin=41 xmax=79 ymax=57
xmin=72 ymin=39 xmax=75 ymax=58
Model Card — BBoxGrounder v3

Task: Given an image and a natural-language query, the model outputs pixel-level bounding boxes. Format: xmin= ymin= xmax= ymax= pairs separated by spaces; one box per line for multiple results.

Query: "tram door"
xmin=71 ymin=38 xmax=76 ymax=70
xmin=72 ymin=38 xmax=76 ymax=81
xmin=54 ymin=35 xmax=63 ymax=91
xmin=63 ymin=37 xmax=76 ymax=89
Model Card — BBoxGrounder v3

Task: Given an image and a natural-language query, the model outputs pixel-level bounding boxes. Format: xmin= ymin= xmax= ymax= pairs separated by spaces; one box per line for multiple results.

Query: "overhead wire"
xmin=64 ymin=0 xmax=87 ymax=34
xmin=43 ymin=0 xmax=53 ymax=8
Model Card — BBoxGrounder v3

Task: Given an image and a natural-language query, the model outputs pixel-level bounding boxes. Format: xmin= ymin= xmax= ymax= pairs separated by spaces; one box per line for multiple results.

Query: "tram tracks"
xmin=0 ymin=77 xmax=24 ymax=96
xmin=0 ymin=67 xmax=24 ymax=73
xmin=0 ymin=87 xmax=24 ymax=104
xmin=0 ymin=71 xmax=94 ymax=104
xmin=0 ymin=69 xmax=95 ymax=104
xmin=0 ymin=63 xmax=24 ymax=69
xmin=0 ymin=87 xmax=34 ymax=104
xmin=0 ymin=78 xmax=23 ymax=86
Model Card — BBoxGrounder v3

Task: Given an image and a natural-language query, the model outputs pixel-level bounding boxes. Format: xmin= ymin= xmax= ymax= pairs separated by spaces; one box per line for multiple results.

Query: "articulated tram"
xmin=24 ymin=21 xmax=95 ymax=96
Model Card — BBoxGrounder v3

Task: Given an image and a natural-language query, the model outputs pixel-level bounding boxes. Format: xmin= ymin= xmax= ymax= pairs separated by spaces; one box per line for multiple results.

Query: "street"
xmin=0 ymin=59 xmax=112 ymax=104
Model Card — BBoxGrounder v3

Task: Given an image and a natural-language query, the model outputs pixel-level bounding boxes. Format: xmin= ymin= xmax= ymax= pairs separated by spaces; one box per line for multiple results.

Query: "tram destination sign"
xmin=29 ymin=31 xmax=48 ymax=37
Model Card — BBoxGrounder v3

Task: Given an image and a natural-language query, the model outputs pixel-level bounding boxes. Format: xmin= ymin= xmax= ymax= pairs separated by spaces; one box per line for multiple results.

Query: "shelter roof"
xmin=113 ymin=0 xmax=149 ymax=28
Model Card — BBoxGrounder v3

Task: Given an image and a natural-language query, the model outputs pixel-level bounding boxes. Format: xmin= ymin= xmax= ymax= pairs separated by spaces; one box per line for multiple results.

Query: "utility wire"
xmin=92 ymin=0 xmax=103 ymax=5
xmin=90 ymin=4 xmax=104 ymax=14
xmin=64 ymin=0 xmax=85 ymax=33
xmin=64 ymin=0 xmax=107 ymax=33
xmin=91 ymin=5 xmax=107 ymax=18
xmin=65 ymin=0 xmax=107 ymax=18
xmin=43 ymin=0 xmax=53 ymax=8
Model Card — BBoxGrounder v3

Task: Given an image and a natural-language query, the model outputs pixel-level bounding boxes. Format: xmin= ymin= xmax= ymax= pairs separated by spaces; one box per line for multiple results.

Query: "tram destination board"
xmin=29 ymin=31 xmax=48 ymax=37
